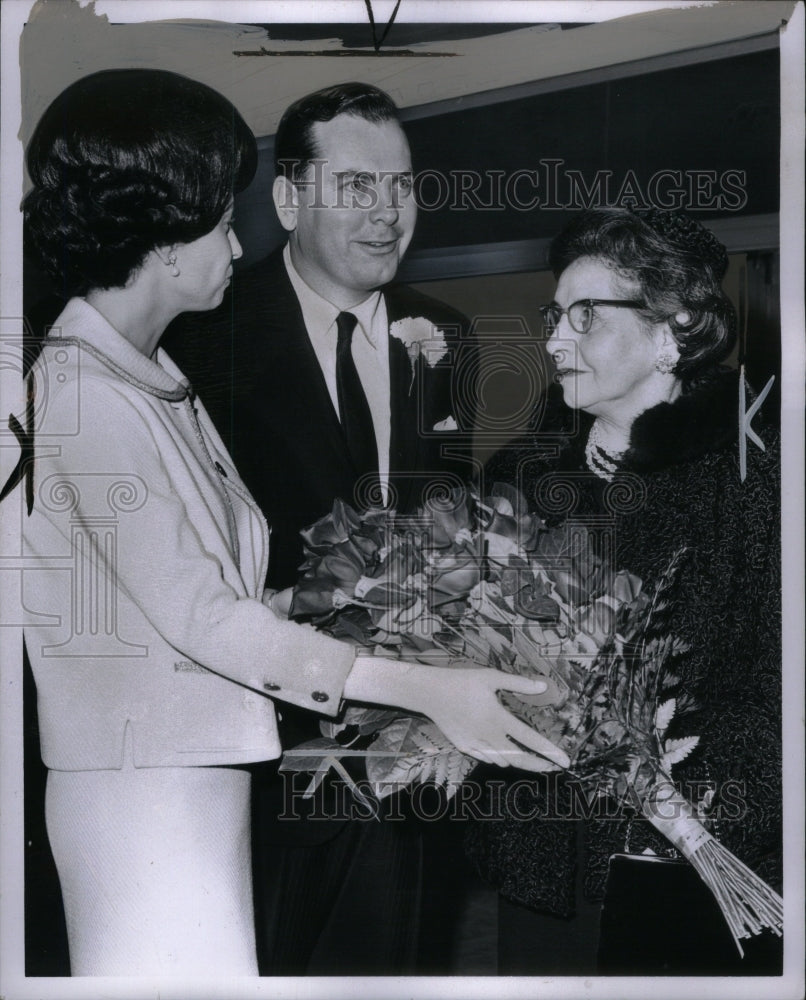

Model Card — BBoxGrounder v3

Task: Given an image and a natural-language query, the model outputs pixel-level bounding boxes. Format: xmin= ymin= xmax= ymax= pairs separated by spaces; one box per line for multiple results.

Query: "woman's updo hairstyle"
xmin=548 ymin=208 xmax=737 ymax=381
xmin=24 ymin=69 xmax=257 ymax=297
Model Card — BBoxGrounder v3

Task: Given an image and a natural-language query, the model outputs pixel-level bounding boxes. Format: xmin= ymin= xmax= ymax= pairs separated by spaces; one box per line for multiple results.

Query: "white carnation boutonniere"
xmin=390 ymin=317 xmax=449 ymax=393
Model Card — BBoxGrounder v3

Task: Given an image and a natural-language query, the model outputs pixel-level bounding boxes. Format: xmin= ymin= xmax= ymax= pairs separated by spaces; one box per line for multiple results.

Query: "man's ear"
xmin=273 ymin=175 xmax=299 ymax=233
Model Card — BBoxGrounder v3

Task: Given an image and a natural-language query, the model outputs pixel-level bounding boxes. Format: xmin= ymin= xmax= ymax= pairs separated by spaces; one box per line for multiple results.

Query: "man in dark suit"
xmin=167 ymin=83 xmax=477 ymax=975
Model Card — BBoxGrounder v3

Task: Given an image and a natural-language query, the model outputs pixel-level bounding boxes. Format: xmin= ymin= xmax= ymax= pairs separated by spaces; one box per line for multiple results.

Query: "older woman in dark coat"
xmin=465 ymin=209 xmax=781 ymax=975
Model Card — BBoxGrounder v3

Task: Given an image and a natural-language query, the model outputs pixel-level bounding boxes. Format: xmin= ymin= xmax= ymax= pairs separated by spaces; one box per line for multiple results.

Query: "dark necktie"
xmin=335 ymin=311 xmax=379 ymax=481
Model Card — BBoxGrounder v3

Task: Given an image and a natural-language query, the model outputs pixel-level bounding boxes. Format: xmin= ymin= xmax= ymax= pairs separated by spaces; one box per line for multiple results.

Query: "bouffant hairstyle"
xmin=548 ymin=208 xmax=737 ymax=381
xmin=274 ymin=82 xmax=400 ymax=182
xmin=24 ymin=69 xmax=257 ymax=297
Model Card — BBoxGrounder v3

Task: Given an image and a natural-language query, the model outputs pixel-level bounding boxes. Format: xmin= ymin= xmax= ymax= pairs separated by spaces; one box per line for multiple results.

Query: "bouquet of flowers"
xmin=282 ymin=486 xmax=782 ymax=954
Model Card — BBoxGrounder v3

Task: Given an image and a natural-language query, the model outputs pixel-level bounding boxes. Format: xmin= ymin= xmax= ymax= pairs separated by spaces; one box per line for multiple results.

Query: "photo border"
xmin=1 ymin=3 xmax=803 ymax=999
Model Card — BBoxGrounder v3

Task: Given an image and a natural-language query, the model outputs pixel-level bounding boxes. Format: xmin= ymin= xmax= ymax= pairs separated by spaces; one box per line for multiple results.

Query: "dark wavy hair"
xmin=274 ymin=82 xmax=400 ymax=182
xmin=548 ymin=208 xmax=737 ymax=381
xmin=24 ymin=69 xmax=257 ymax=297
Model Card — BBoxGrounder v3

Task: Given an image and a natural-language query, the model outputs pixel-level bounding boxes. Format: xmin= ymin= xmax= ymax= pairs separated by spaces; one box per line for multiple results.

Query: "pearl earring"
xmin=167 ymin=252 xmax=180 ymax=277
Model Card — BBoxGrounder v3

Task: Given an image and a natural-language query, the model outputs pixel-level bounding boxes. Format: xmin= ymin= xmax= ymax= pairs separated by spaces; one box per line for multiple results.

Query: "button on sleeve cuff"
xmin=257 ymin=617 xmax=354 ymax=717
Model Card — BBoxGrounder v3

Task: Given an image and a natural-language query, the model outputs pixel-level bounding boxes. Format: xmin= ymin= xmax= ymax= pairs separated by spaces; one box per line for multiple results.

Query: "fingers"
xmin=436 ymin=670 xmax=570 ymax=771
xmin=451 ymin=713 xmax=569 ymax=771
xmin=453 ymin=739 xmax=509 ymax=768
xmin=490 ymin=671 xmax=548 ymax=696
xmin=506 ymin=719 xmax=570 ymax=769
xmin=479 ymin=671 xmax=570 ymax=767
xmin=458 ymin=735 xmax=564 ymax=772
xmin=503 ymin=750 xmax=561 ymax=773
xmin=475 ymin=748 xmax=512 ymax=769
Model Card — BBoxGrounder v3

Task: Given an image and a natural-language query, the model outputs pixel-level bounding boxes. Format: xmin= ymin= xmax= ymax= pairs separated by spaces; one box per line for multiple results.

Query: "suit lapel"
xmin=388 ymin=331 xmax=420 ymax=478
xmin=260 ymin=253 xmax=354 ymax=476
xmin=385 ymin=288 xmax=427 ymax=507
xmin=255 ymin=262 xmax=447 ymax=514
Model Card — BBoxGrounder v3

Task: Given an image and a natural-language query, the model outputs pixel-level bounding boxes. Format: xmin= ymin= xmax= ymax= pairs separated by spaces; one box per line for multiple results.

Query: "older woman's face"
xmin=546 ymin=256 xmax=669 ymax=426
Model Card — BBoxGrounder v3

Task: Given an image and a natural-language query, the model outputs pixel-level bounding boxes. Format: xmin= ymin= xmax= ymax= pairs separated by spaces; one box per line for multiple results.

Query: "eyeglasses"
xmin=539 ymin=299 xmax=646 ymax=335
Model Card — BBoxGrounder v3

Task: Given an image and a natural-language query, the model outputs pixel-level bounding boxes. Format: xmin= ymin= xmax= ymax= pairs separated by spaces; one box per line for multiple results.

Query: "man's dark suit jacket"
xmin=165 ymin=246 xmax=475 ymax=592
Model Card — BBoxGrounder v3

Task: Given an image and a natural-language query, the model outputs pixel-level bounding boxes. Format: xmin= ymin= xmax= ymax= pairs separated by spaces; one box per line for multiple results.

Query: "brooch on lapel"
xmin=390 ymin=317 xmax=449 ymax=395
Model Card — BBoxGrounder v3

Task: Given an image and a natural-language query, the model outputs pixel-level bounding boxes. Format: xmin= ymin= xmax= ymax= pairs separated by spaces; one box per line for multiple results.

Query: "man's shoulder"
xmin=233 ymin=246 xmax=291 ymax=302
xmin=383 ymin=282 xmax=468 ymax=332
xmin=162 ymin=246 xmax=295 ymax=359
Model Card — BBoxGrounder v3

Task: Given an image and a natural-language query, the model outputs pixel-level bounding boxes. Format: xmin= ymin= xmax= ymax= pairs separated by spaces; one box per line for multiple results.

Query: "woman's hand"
xmin=412 ymin=666 xmax=570 ymax=771
xmin=343 ymin=656 xmax=570 ymax=772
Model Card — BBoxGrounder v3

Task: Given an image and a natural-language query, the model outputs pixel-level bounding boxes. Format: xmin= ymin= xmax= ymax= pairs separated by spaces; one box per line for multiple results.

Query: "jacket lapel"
xmin=385 ymin=289 xmax=426 ymax=488
xmin=257 ymin=252 xmax=354 ymax=476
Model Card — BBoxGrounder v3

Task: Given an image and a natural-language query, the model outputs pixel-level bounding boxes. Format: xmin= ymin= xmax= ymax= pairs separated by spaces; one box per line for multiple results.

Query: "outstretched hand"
xmin=417 ymin=667 xmax=570 ymax=772
xmin=343 ymin=656 xmax=570 ymax=773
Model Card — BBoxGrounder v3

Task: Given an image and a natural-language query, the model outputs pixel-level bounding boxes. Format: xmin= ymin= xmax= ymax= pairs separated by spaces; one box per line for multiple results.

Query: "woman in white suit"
xmin=15 ymin=69 xmax=567 ymax=977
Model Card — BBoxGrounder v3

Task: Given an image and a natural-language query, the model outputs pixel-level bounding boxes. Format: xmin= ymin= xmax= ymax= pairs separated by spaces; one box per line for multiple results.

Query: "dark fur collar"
xmin=623 ymin=368 xmax=741 ymax=472
xmin=550 ymin=367 xmax=743 ymax=473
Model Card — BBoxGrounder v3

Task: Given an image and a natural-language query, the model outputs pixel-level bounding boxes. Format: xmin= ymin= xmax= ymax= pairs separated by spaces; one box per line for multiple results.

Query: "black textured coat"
xmin=465 ymin=369 xmax=782 ymax=916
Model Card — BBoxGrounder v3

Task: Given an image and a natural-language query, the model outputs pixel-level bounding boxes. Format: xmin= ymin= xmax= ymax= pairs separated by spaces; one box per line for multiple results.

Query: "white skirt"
xmin=46 ymin=744 xmax=257 ymax=977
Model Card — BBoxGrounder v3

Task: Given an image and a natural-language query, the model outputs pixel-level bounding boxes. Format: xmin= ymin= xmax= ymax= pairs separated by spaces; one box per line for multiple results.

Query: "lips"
xmin=356 ymin=237 xmax=400 ymax=255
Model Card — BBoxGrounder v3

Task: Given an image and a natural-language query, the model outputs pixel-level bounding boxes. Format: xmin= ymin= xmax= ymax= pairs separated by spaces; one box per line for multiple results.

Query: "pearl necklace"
xmin=584 ymin=419 xmax=626 ymax=482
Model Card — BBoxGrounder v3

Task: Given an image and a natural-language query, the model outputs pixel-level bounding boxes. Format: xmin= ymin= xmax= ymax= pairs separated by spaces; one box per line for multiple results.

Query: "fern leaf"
xmin=661 ymin=735 xmax=700 ymax=768
xmin=654 ymin=698 xmax=676 ymax=736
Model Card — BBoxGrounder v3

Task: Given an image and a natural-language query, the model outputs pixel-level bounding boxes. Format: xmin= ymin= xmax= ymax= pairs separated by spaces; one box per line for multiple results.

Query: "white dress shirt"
xmin=283 ymin=244 xmax=391 ymax=496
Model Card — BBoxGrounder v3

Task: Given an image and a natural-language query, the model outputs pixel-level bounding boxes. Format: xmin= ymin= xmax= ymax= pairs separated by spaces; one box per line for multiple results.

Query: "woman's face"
xmin=545 ymin=256 xmax=670 ymax=426
xmin=173 ymin=204 xmax=242 ymax=312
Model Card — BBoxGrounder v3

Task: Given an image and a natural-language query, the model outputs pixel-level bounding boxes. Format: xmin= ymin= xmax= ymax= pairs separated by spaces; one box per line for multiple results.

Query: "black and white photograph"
xmin=0 ymin=2 xmax=803 ymax=998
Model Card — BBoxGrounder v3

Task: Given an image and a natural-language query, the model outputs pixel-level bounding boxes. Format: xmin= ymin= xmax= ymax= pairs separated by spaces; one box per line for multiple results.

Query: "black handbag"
xmin=597 ymin=853 xmax=783 ymax=975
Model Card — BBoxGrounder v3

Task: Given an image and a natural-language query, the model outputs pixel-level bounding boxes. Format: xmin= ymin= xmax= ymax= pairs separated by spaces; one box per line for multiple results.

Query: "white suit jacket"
xmin=19 ymin=298 xmax=354 ymax=770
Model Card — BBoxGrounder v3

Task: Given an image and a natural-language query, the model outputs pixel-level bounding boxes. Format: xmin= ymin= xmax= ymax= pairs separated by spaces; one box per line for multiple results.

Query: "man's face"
xmin=281 ymin=114 xmax=416 ymax=308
